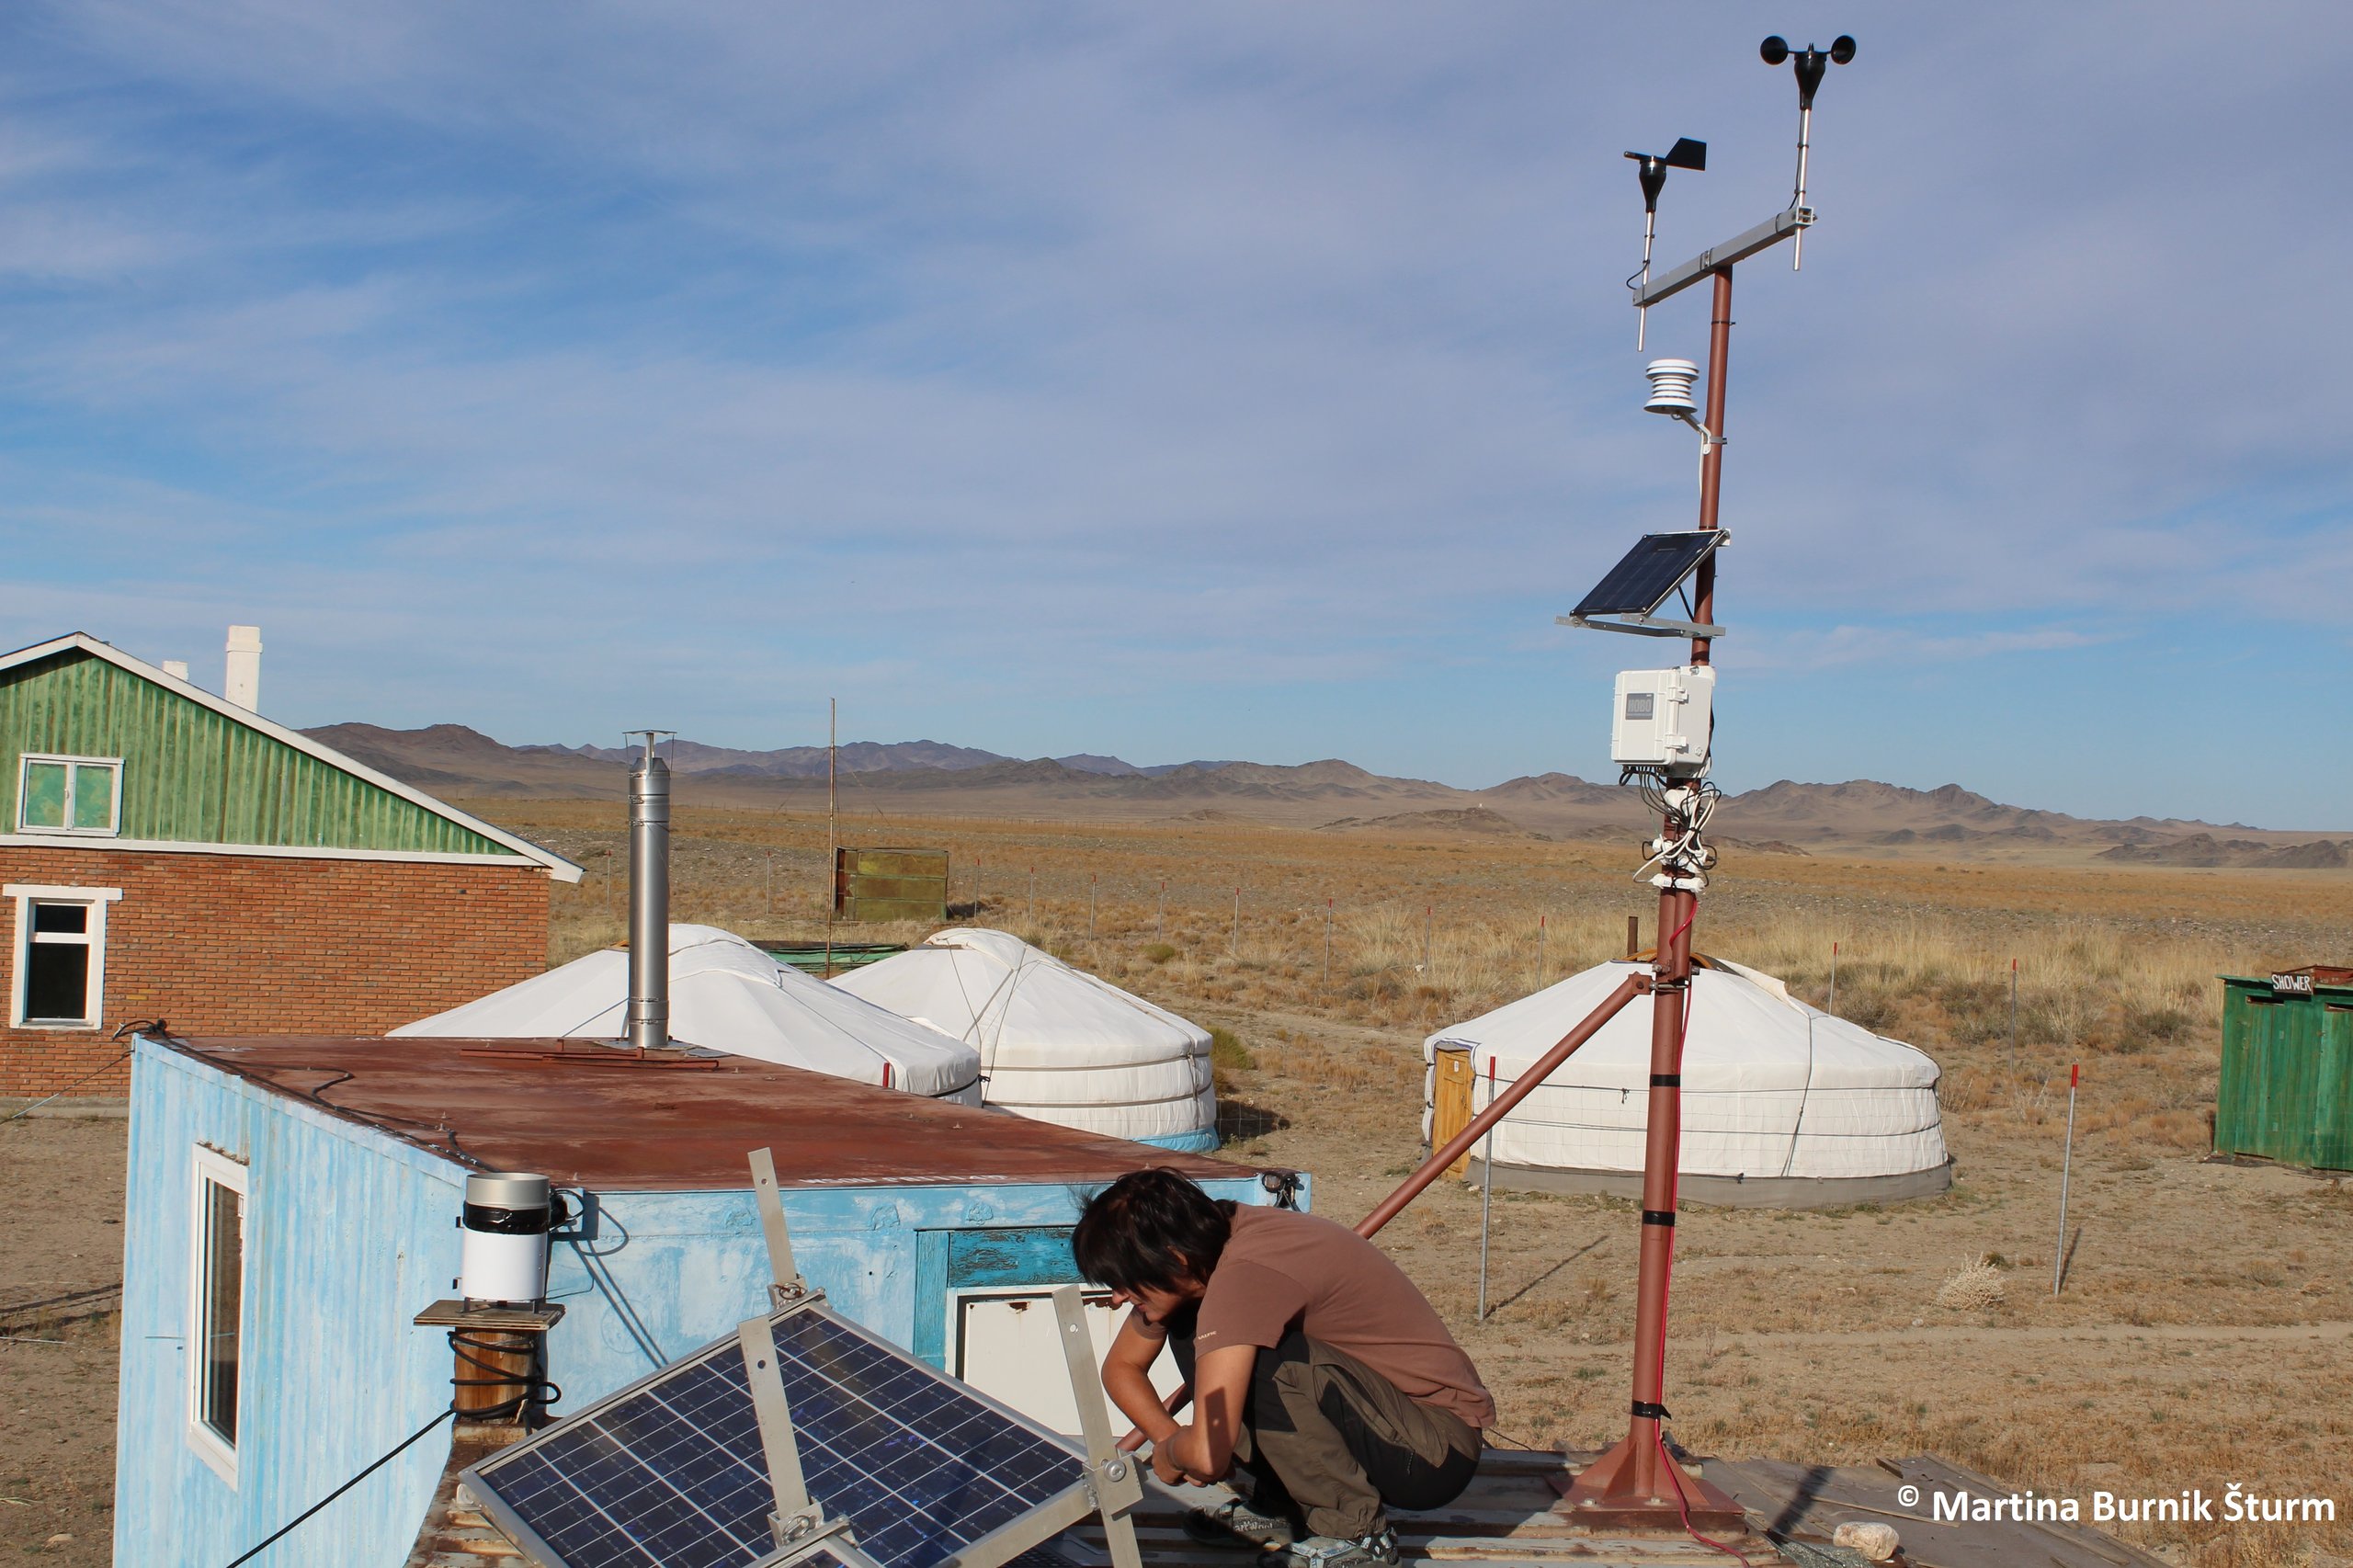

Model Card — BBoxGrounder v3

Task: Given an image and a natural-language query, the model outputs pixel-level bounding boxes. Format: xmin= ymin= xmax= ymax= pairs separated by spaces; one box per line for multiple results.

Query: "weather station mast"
xmin=1550 ymin=34 xmax=1859 ymax=1536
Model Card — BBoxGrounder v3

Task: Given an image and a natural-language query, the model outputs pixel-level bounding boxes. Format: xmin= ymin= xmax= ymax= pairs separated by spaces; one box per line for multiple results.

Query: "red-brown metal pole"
xmin=1559 ymin=265 xmax=1745 ymax=1530
xmin=1607 ymin=890 xmax=1694 ymax=1490
xmin=1689 ymin=266 xmax=1732 ymax=665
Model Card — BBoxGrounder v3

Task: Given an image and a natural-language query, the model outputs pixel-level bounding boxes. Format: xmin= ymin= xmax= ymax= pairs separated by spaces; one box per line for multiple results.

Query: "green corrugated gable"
xmin=0 ymin=648 xmax=522 ymax=858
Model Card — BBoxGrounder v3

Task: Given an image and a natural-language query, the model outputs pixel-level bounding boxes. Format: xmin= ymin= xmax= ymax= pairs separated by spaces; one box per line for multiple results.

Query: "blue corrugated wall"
xmin=114 ymin=1040 xmax=1293 ymax=1567
xmin=114 ymin=1041 xmax=467 ymax=1568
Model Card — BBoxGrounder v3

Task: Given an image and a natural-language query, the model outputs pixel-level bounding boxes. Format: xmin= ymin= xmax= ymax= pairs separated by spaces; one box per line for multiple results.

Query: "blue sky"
xmin=2 ymin=3 xmax=2347 ymax=827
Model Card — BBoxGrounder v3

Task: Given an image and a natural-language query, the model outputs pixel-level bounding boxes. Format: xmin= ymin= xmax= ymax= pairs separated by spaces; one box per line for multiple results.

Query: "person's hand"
xmin=1155 ymin=1425 xmax=1227 ymax=1486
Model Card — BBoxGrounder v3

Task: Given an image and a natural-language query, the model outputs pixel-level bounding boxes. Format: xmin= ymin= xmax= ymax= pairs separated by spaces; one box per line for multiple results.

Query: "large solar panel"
xmin=466 ymin=1301 xmax=1088 ymax=1568
xmin=1570 ymin=530 xmax=1725 ymax=619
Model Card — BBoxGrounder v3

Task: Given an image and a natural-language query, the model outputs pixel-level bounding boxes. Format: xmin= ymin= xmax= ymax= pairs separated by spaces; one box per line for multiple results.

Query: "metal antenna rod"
xmin=1636 ymin=208 xmax=1657 ymax=349
xmin=1792 ymin=103 xmax=1813 ymax=269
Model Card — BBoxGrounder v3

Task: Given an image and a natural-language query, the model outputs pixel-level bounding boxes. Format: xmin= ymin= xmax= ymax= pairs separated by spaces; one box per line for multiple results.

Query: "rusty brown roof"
xmin=155 ymin=1035 xmax=1256 ymax=1190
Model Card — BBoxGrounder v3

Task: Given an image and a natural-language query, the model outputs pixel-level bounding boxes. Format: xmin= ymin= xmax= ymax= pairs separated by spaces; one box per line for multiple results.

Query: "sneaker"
xmin=1183 ymin=1498 xmax=1297 ymax=1551
xmin=1284 ymin=1528 xmax=1400 ymax=1568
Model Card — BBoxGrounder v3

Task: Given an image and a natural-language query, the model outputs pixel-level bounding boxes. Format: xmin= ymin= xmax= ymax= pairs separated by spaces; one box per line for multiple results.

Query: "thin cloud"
xmin=0 ymin=2 xmax=2345 ymax=821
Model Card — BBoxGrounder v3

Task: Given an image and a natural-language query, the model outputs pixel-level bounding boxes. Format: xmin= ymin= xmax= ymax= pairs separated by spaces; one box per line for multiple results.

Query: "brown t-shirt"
xmin=1165 ymin=1205 xmax=1494 ymax=1429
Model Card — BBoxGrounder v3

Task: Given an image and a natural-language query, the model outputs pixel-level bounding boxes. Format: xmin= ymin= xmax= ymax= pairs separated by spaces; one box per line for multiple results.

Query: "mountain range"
xmin=305 ymin=722 xmax=2350 ymax=867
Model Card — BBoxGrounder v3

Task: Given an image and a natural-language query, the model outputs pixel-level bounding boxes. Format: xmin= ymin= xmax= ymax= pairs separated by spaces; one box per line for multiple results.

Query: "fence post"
xmin=1535 ymin=914 xmax=1546 ymax=991
xmin=1828 ymin=940 xmax=1839 ymax=1014
xmin=2053 ymin=1062 xmax=2079 ymax=1297
xmin=1477 ymin=1055 xmax=1497 ymax=1321
xmin=2008 ymin=958 xmax=2019 ymax=1074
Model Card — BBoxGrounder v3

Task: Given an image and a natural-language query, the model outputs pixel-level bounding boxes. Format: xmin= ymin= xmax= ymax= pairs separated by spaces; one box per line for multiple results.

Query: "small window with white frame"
xmin=6 ymin=884 xmax=121 ymax=1029
xmin=188 ymin=1145 xmax=247 ymax=1484
xmin=17 ymin=754 xmax=123 ymax=836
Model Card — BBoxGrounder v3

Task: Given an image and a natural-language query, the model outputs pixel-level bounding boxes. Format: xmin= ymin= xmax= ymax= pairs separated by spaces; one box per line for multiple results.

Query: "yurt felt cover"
xmin=395 ymin=925 xmax=982 ymax=1101
xmin=1423 ymin=960 xmax=1947 ymax=1192
xmin=834 ymin=927 xmax=1216 ymax=1148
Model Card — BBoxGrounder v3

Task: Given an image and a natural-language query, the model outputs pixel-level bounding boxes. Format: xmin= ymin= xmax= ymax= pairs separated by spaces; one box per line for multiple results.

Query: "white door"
xmin=953 ymin=1289 xmax=1185 ymax=1437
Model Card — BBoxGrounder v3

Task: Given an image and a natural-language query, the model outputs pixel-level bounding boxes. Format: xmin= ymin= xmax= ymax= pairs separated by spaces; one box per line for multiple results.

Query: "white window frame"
xmin=187 ymin=1144 xmax=248 ymax=1486
xmin=16 ymin=753 xmax=123 ymax=837
xmin=6 ymin=884 xmax=122 ymax=1029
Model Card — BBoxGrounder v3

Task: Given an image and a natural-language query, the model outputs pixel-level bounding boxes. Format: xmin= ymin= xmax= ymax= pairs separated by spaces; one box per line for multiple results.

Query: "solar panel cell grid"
xmin=472 ymin=1304 xmax=1086 ymax=1568
xmin=1571 ymin=531 xmax=1722 ymax=619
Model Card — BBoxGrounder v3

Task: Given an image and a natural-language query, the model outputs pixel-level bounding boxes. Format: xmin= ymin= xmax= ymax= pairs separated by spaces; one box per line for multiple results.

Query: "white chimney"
xmin=224 ymin=626 xmax=262 ymax=710
xmin=161 ymin=660 xmax=190 ymax=683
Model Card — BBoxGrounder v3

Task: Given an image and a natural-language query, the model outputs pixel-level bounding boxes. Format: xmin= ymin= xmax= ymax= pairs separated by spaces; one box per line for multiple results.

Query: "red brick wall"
xmin=0 ymin=847 xmax=551 ymax=1097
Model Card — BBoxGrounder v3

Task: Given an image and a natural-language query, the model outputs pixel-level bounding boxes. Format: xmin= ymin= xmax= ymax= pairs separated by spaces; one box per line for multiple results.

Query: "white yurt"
xmin=1423 ymin=958 xmax=1950 ymax=1208
xmin=832 ymin=928 xmax=1218 ymax=1151
xmin=394 ymin=925 xmax=983 ymax=1102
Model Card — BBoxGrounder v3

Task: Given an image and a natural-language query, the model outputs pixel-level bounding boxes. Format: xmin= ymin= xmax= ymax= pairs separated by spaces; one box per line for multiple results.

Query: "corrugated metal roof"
xmin=155 ymin=1034 xmax=1260 ymax=1190
xmin=0 ymin=632 xmax=580 ymax=881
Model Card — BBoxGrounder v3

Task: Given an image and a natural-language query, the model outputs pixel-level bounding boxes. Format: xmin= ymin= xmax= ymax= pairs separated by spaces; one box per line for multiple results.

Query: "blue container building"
xmin=111 ymin=1032 xmax=1296 ymax=1566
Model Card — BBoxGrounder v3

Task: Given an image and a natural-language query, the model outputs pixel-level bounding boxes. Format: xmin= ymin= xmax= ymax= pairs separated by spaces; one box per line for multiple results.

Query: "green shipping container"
xmin=2216 ymin=968 xmax=2353 ymax=1171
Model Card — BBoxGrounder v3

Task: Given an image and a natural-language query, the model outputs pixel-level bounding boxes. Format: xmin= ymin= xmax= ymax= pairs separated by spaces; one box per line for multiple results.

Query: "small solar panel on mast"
xmin=1559 ymin=530 xmax=1727 ymax=639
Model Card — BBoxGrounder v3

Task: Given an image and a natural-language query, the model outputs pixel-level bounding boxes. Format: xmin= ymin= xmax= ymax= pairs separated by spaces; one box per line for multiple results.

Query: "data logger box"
xmin=1611 ymin=665 xmax=1715 ymax=774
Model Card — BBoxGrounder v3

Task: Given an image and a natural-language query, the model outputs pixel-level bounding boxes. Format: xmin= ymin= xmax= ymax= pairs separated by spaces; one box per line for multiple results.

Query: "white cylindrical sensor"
xmin=460 ymin=1172 xmax=552 ymax=1306
xmin=1643 ymin=358 xmax=1700 ymax=415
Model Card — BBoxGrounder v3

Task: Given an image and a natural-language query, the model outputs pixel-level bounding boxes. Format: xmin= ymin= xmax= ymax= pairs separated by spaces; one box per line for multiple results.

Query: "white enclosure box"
xmin=952 ymin=1288 xmax=1184 ymax=1436
xmin=1611 ymin=665 xmax=1715 ymax=775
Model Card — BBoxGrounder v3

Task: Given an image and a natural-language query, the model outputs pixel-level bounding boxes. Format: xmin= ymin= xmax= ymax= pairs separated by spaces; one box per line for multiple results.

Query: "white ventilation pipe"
xmin=224 ymin=626 xmax=262 ymax=710
xmin=162 ymin=660 xmax=190 ymax=683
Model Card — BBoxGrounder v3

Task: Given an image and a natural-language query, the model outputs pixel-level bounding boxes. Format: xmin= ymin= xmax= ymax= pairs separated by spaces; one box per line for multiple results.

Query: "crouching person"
xmin=1073 ymin=1169 xmax=1493 ymax=1568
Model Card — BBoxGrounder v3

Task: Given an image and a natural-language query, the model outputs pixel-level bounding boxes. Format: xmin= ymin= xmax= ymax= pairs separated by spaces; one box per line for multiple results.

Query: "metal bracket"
xmin=1632 ymin=205 xmax=1813 ymax=308
xmin=1050 ymin=1286 xmax=1144 ymax=1568
xmin=739 ymin=1313 xmax=835 ymax=1554
xmin=749 ymin=1148 xmax=813 ymax=1307
xmin=1557 ymin=613 xmax=1727 ymax=640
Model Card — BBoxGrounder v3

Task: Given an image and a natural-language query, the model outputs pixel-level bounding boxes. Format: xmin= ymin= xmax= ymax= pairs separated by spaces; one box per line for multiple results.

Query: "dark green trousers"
xmin=1176 ymin=1329 xmax=1481 ymax=1539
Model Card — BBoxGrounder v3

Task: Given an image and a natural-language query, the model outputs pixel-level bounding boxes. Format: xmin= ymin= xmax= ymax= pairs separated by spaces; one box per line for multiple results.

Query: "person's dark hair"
xmin=1072 ymin=1169 xmax=1233 ymax=1295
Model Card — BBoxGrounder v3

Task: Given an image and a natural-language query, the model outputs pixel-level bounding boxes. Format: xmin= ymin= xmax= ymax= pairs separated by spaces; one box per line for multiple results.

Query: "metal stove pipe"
xmin=626 ymin=734 xmax=671 ymax=1051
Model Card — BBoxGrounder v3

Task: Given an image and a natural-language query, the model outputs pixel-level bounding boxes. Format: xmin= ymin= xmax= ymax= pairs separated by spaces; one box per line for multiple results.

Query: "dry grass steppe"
xmin=4 ymin=802 xmax=2347 ymax=1566
xmin=506 ymin=801 xmax=2351 ymax=1567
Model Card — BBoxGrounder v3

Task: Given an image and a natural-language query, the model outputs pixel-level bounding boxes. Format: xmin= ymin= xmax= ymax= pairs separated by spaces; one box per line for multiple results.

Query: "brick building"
xmin=0 ymin=631 xmax=580 ymax=1099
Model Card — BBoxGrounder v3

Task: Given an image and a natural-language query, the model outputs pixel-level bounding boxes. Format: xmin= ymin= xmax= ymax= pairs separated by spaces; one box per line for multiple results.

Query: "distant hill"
xmin=2095 ymin=834 xmax=2351 ymax=869
xmin=1318 ymin=807 xmax=1536 ymax=838
xmin=303 ymin=722 xmax=2350 ymax=866
xmin=535 ymin=737 xmax=1012 ymax=778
